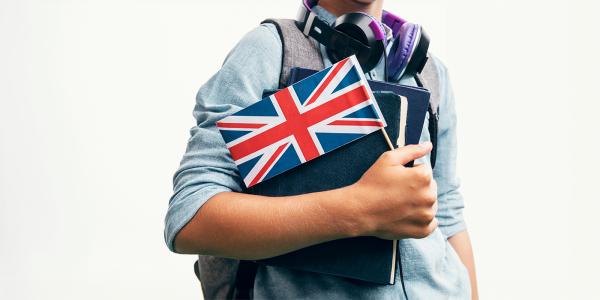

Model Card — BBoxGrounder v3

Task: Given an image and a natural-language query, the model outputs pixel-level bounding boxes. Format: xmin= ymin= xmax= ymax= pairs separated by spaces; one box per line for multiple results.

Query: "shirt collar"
xmin=312 ymin=5 xmax=337 ymax=25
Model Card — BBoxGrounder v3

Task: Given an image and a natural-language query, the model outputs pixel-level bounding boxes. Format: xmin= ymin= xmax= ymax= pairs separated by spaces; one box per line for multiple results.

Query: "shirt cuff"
xmin=439 ymin=219 xmax=467 ymax=239
xmin=164 ymin=185 xmax=232 ymax=253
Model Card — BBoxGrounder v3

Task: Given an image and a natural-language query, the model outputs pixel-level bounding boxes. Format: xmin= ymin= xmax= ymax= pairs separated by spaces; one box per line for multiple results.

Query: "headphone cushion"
xmin=389 ymin=23 xmax=420 ymax=80
xmin=329 ymin=12 xmax=385 ymax=72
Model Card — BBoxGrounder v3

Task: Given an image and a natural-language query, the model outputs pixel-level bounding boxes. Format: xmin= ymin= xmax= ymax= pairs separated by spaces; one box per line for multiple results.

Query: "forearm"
xmin=174 ymin=187 xmax=359 ymax=259
xmin=448 ymin=230 xmax=479 ymax=300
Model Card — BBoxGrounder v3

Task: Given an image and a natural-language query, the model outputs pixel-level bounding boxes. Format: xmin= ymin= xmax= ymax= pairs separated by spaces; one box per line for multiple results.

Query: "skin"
xmin=177 ymin=1 xmax=479 ymax=298
xmin=449 ymin=231 xmax=479 ymax=299
xmin=319 ymin=0 xmax=384 ymax=20
xmin=177 ymin=143 xmax=439 ymax=259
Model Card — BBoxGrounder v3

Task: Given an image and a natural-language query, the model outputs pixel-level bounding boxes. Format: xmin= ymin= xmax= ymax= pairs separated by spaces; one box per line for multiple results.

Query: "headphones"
xmin=296 ymin=0 xmax=430 ymax=81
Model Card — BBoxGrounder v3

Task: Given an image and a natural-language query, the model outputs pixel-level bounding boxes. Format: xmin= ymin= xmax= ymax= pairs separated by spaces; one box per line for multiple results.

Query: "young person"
xmin=165 ymin=0 xmax=478 ymax=299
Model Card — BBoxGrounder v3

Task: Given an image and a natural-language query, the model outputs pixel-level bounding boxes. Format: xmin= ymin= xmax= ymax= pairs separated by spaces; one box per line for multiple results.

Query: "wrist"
xmin=319 ymin=184 xmax=371 ymax=238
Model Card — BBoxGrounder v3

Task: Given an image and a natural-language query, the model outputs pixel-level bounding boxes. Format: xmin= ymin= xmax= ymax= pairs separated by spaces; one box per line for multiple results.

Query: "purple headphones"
xmin=296 ymin=0 xmax=430 ymax=81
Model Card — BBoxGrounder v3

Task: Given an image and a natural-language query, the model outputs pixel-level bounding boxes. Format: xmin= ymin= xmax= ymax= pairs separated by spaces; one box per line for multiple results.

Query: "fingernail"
xmin=420 ymin=141 xmax=432 ymax=149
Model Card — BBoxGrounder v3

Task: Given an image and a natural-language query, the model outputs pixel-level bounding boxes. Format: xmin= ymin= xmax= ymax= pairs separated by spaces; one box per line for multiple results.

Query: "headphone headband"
xmin=296 ymin=0 xmax=429 ymax=79
xmin=381 ymin=10 xmax=407 ymax=37
xmin=297 ymin=0 xmax=406 ymax=40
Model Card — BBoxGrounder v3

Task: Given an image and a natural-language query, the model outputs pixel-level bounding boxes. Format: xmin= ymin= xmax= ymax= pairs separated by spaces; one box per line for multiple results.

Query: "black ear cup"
xmin=295 ymin=4 xmax=430 ymax=79
xmin=325 ymin=13 xmax=385 ymax=73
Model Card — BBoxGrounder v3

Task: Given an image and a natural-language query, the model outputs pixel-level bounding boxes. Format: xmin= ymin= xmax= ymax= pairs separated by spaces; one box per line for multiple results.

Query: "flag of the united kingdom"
xmin=217 ymin=55 xmax=386 ymax=188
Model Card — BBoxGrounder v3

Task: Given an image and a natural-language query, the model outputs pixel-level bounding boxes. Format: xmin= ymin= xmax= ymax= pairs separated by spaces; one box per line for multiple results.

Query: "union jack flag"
xmin=217 ymin=55 xmax=386 ymax=188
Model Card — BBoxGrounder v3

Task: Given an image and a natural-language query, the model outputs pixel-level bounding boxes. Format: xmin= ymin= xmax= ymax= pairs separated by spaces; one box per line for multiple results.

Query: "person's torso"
xmin=251 ymin=11 xmax=470 ymax=298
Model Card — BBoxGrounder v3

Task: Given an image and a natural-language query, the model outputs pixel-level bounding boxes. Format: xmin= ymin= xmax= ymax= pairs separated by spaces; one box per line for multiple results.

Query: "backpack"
xmin=194 ymin=18 xmax=442 ymax=300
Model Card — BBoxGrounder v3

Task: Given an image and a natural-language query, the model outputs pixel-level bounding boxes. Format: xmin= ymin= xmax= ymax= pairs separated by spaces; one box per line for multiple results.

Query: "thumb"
xmin=382 ymin=142 xmax=432 ymax=166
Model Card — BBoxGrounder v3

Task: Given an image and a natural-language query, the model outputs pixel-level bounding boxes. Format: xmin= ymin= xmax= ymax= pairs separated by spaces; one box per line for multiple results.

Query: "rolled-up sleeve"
xmin=430 ymin=57 xmax=467 ymax=238
xmin=164 ymin=24 xmax=282 ymax=252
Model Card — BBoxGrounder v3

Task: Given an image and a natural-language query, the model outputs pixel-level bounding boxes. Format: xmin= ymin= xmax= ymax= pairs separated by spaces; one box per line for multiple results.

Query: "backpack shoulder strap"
xmin=416 ymin=57 xmax=441 ymax=168
xmin=419 ymin=57 xmax=441 ymax=114
xmin=261 ymin=18 xmax=325 ymax=88
xmin=196 ymin=256 xmax=239 ymax=300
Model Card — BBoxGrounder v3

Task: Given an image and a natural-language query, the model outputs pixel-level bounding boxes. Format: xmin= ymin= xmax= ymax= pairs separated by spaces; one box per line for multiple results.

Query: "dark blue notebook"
xmin=244 ymin=70 xmax=430 ymax=285
xmin=288 ymin=67 xmax=431 ymax=147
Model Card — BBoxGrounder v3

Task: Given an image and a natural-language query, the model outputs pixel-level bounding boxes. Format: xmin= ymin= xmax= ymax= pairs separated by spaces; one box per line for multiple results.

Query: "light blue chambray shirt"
xmin=165 ymin=6 xmax=470 ymax=299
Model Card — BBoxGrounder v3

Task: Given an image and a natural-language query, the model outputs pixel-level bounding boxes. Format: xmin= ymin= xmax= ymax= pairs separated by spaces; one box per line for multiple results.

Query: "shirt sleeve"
xmin=164 ymin=24 xmax=282 ymax=252
xmin=429 ymin=56 xmax=467 ymax=239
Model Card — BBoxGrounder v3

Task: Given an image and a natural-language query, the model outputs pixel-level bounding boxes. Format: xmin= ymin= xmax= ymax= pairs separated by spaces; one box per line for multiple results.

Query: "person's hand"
xmin=346 ymin=142 xmax=438 ymax=240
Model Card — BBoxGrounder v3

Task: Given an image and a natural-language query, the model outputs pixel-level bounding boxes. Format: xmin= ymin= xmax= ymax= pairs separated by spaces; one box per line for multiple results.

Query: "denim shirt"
xmin=165 ymin=6 xmax=470 ymax=299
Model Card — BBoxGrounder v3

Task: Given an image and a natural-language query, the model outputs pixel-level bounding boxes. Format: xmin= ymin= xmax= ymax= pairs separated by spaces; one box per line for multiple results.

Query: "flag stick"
xmin=380 ymin=128 xmax=395 ymax=150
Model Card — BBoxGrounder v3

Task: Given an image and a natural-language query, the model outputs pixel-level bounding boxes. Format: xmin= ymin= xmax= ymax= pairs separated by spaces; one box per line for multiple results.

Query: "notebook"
xmin=288 ymin=67 xmax=431 ymax=148
xmin=245 ymin=78 xmax=430 ymax=283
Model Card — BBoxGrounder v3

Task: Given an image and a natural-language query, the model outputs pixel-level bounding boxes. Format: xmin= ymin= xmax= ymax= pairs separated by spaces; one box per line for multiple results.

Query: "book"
xmin=217 ymin=56 xmax=387 ymax=188
xmin=288 ymin=67 xmax=431 ymax=149
xmin=246 ymin=74 xmax=430 ymax=283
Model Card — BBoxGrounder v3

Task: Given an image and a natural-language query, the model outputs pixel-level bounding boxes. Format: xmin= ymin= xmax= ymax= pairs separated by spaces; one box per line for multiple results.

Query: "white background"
xmin=0 ymin=0 xmax=598 ymax=299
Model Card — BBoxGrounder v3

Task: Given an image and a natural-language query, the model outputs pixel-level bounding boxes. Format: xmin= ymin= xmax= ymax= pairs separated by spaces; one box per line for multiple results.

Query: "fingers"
xmin=379 ymin=142 xmax=432 ymax=166
xmin=403 ymin=218 xmax=438 ymax=239
xmin=410 ymin=163 xmax=433 ymax=185
xmin=431 ymin=194 xmax=438 ymax=214
xmin=409 ymin=191 xmax=438 ymax=225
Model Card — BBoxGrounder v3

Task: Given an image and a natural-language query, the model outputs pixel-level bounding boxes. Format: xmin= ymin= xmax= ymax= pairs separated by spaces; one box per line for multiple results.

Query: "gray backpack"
xmin=194 ymin=18 xmax=442 ymax=300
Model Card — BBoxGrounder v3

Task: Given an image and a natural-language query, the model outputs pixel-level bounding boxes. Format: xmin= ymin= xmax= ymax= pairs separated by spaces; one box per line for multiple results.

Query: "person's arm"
xmin=176 ymin=143 xmax=439 ymax=259
xmin=449 ymin=231 xmax=479 ymax=300
xmin=164 ymin=24 xmax=284 ymax=253
xmin=425 ymin=55 xmax=478 ymax=298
